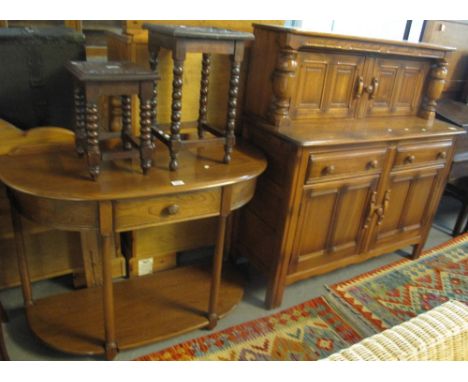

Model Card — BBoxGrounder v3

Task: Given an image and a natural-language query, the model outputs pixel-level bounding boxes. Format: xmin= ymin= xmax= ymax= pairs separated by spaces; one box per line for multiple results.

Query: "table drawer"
xmin=305 ymin=146 xmax=387 ymax=183
xmin=394 ymin=140 xmax=452 ymax=169
xmin=114 ymin=189 xmax=221 ymax=231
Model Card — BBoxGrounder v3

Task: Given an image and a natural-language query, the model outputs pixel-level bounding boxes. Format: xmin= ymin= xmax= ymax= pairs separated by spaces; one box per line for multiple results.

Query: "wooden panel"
xmin=292 ymin=52 xmax=364 ymax=119
xmin=114 ymin=189 xmax=221 ymax=231
xmin=372 ymin=166 xmax=443 ymax=248
xmin=393 ymin=139 xmax=452 ymax=169
xmin=13 ymin=192 xmax=98 ymax=231
xmin=365 ymin=58 xmax=428 ymax=117
xmin=305 ymin=146 xmax=387 ymax=183
xmin=289 ymin=176 xmax=379 ymax=274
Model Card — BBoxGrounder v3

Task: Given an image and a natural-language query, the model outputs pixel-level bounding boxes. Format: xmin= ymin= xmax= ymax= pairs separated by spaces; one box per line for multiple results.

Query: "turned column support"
xmin=224 ymin=56 xmax=241 ymax=164
xmin=149 ymin=49 xmax=160 ymax=127
xmin=85 ymin=99 xmax=101 ymax=180
xmin=269 ymin=48 xmax=298 ymax=127
xmin=73 ymin=86 xmax=87 ymax=156
xmin=419 ymin=59 xmax=448 ymax=121
xmin=121 ymin=96 xmax=132 ymax=150
xmin=139 ymin=81 xmax=154 ymax=175
xmin=169 ymin=54 xmax=185 ymax=171
xmin=198 ymin=53 xmax=211 ymax=139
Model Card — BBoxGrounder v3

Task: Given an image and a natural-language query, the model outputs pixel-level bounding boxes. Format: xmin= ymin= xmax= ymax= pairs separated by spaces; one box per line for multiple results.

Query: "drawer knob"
xmin=404 ymin=155 xmax=415 ymax=164
xmin=322 ymin=165 xmax=335 ymax=175
xmin=437 ymin=151 xmax=447 ymax=160
xmin=368 ymin=160 xmax=379 ymax=169
xmin=165 ymin=204 xmax=180 ymax=215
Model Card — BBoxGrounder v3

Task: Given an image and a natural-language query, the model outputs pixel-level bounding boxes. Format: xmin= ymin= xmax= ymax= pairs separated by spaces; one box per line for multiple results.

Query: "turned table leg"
xmin=169 ymin=54 xmax=185 ymax=171
xmin=224 ymin=55 xmax=241 ymax=164
xmin=73 ymin=86 xmax=87 ymax=156
xmin=197 ymin=53 xmax=211 ymax=139
xmin=99 ymin=201 xmax=118 ymax=360
xmin=85 ymin=95 xmax=101 ymax=180
xmin=207 ymin=187 xmax=233 ymax=329
xmin=139 ymin=81 xmax=154 ymax=175
xmin=121 ymin=95 xmax=132 ymax=150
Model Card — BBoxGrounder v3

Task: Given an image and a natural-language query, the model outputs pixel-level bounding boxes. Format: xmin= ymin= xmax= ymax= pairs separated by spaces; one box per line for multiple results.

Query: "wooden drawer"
xmin=114 ymin=189 xmax=221 ymax=231
xmin=305 ymin=146 xmax=387 ymax=183
xmin=394 ymin=140 xmax=452 ymax=169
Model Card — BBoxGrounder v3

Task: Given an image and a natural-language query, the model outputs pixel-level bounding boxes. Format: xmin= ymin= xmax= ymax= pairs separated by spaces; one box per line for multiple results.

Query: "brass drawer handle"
xmin=322 ymin=165 xmax=335 ymax=175
xmin=165 ymin=204 xmax=180 ymax=215
xmin=367 ymin=160 xmax=379 ymax=169
xmin=365 ymin=77 xmax=379 ymax=99
xmin=437 ymin=151 xmax=447 ymax=160
xmin=404 ymin=155 xmax=415 ymax=164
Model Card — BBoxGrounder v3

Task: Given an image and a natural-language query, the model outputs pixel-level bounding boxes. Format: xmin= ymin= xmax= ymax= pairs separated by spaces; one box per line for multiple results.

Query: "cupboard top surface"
xmin=248 ymin=116 xmax=465 ymax=147
xmin=253 ymin=24 xmax=456 ymax=53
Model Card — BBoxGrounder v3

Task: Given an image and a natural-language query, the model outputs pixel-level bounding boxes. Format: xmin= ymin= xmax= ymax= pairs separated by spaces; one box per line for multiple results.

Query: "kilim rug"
xmin=328 ymin=233 xmax=468 ymax=332
xmin=135 ymin=296 xmax=363 ymax=360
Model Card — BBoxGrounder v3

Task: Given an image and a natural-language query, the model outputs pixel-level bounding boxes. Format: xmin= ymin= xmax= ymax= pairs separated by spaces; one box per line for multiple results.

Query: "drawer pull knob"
xmin=322 ymin=165 xmax=335 ymax=175
xmin=368 ymin=160 xmax=379 ymax=169
xmin=166 ymin=204 xmax=180 ymax=215
xmin=404 ymin=155 xmax=415 ymax=164
xmin=437 ymin=152 xmax=447 ymax=160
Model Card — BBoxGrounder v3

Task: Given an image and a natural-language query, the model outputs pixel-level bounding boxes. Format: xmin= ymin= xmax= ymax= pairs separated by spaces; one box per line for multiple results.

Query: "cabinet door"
xmin=289 ymin=175 xmax=379 ymax=275
xmin=370 ymin=166 xmax=444 ymax=250
xmin=362 ymin=58 xmax=429 ymax=118
xmin=291 ymin=52 xmax=365 ymax=120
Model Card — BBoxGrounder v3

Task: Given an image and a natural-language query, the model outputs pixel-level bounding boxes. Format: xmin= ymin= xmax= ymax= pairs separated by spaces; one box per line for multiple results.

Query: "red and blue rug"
xmin=135 ymin=296 xmax=363 ymax=360
xmin=329 ymin=233 xmax=468 ymax=331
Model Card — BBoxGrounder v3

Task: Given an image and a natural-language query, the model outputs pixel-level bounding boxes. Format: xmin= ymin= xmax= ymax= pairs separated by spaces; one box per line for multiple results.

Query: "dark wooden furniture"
xmin=143 ymin=24 xmax=254 ymax=170
xmin=0 ymin=142 xmax=265 ymax=360
xmin=66 ymin=61 xmax=158 ymax=179
xmin=445 ymin=177 xmax=468 ymax=236
xmin=0 ymin=301 xmax=8 ymax=361
xmin=235 ymin=24 xmax=465 ymax=309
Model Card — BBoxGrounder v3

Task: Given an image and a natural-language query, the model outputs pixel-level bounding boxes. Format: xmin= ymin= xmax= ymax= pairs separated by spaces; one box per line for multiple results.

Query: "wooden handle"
xmin=365 ymin=77 xmax=379 ymax=99
xmin=368 ymin=159 xmax=379 ymax=169
xmin=404 ymin=155 xmax=416 ymax=164
xmin=166 ymin=204 xmax=180 ymax=215
xmin=437 ymin=151 xmax=447 ymax=160
xmin=363 ymin=190 xmax=377 ymax=229
xmin=322 ymin=165 xmax=335 ymax=175
xmin=355 ymin=76 xmax=364 ymax=99
xmin=378 ymin=189 xmax=391 ymax=225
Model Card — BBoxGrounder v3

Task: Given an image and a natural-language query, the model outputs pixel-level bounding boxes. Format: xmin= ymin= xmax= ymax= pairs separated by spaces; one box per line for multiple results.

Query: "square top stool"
xmin=66 ymin=61 xmax=159 ymax=180
xmin=143 ymin=24 xmax=254 ymax=171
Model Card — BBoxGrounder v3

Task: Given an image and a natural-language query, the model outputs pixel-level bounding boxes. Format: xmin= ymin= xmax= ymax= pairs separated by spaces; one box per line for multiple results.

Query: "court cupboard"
xmin=235 ymin=24 xmax=465 ymax=308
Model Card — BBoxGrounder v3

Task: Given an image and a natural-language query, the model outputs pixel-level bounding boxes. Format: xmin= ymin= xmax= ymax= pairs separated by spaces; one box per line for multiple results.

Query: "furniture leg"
xmin=453 ymin=200 xmax=468 ymax=236
xmin=197 ymin=53 xmax=211 ymax=139
xmin=169 ymin=55 xmax=185 ymax=171
xmin=224 ymin=55 xmax=241 ymax=164
xmin=207 ymin=187 xmax=233 ymax=329
xmin=73 ymin=86 xmax=86 ymax=156
xmin=149 ymin=49 xmax=160 ymax=128
xmin=99 ymin=201 xmax=118 ymax=360
xmin=139 ymin=82 xmax=154 ymax=175
xmin=85 ymin=100 xmax=101 ymax=180
xmin=0 ymin=301 xmax=8 ymax=361
xmin=8 ymin=191 xmax=33 ymax=307
xmin=121 ymin=95 xmax=132 ymax=150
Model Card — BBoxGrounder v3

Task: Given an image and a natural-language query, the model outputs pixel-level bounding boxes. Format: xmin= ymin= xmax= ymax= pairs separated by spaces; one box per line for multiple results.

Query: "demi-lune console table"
xmin=0 ymin=142 xmax=266 ymax=359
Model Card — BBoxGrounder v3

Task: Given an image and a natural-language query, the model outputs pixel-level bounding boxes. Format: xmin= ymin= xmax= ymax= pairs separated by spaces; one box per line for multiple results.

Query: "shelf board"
xmin=27 ymin=264 xmax=243 ymax=356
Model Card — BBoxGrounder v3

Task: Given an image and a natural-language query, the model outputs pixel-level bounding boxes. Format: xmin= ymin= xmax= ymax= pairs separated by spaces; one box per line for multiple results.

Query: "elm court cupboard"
xmin=235 ymin=24 xmax=465 ymax=309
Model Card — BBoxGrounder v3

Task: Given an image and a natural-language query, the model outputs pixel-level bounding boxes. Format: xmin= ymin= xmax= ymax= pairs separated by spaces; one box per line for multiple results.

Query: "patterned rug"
xmin=135 ymin=296 xmax=363 ymax=360
xmin=328 ymin=233 xmax=468 ymax=332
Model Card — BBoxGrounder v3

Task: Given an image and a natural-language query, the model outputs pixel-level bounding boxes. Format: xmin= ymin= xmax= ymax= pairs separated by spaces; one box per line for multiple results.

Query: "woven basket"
xmin=324 ymin=300 xmax=468 ymax=361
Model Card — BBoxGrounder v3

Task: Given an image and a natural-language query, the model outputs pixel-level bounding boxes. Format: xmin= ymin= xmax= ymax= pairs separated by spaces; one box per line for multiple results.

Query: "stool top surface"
xmin=143 ymin=24 xmax=254 ymax=41
xmin=66 ymin=61 xmax=159 ymax=82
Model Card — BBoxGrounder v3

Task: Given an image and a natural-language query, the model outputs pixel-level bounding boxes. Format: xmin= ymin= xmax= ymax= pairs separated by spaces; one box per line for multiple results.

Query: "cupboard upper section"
xmin=245 ymin=24 xmax=455 ymax=127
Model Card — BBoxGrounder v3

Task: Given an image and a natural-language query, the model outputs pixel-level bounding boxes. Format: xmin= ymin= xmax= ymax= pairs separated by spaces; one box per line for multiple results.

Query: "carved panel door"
xmin=291 ymin=52 xmax=365 ymax=120
xmin=288 ymin=175 xmax=379 ymax=275
xmin=369 ymin=165 xmax=444 ymax=251
xmin=361 ymin=58 xmax=429 ymax=118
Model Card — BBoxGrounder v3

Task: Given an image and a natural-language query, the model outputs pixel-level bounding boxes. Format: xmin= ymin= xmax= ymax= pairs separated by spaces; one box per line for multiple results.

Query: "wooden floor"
xmin=26 ymin=264 xmax=243 ymax=356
